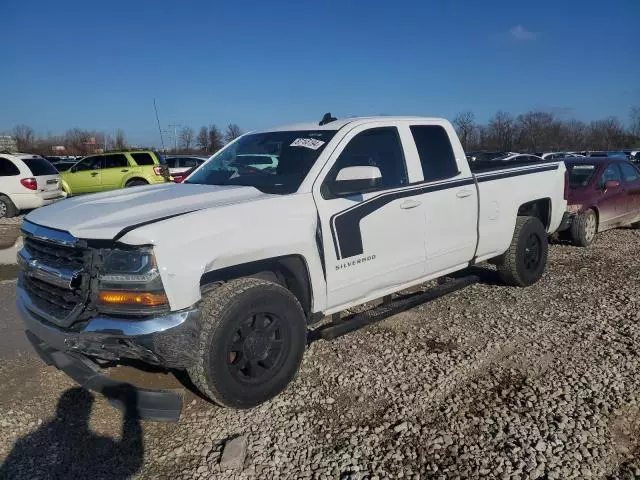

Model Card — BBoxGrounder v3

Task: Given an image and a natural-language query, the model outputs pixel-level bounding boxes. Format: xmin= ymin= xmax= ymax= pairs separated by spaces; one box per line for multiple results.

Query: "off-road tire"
xmin=188 ymin=277 xmax=307 ymax=409
xmin=0 ymin=195 xmax=17 ymax=219
xmin=496 ymin=216 xmax=548 ymax=287
xmin=570 ymin=208 xmax=597 ymax=247
xmin=125 ymin=179 xmax=148 ymax=187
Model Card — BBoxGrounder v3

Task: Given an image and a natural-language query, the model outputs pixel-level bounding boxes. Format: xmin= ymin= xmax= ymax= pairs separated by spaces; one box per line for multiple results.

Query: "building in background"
xmin=0 ymin=136 xmax=18 ymax=152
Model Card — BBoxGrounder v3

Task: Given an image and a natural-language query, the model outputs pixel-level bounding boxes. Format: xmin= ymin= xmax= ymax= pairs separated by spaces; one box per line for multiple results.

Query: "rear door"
xmin=21 ymin=157 xmax=62 ymax=197
xmin=404 ymin=124 xmax=478 ymax=275
xmin=619 ymin=161 xmax=640 ymax=223
xmin=102 ymin=153 xmax=131 ymax=190
xmin=595 ymin=162 xmax=626 ymax=228
xmin=67 ymin=155 xmax=104 ymax=193
xmin=313 ymin=124 xmax=426 ymax=310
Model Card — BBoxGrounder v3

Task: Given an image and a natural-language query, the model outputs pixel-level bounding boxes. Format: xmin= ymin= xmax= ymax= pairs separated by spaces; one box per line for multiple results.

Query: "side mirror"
xmin=604 ymin=180 xmax=621 ymax=190
xmin=330 ymin=166 xmax=382 ymax=196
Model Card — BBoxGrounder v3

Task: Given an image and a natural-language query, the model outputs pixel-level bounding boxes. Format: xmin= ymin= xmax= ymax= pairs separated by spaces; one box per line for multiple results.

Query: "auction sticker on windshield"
xmin=290 ymin=138 xmax=325 ymax=150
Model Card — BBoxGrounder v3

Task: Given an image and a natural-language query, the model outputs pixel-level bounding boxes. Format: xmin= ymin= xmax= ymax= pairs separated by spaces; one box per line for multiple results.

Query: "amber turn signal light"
xmin=98 ymin=291 xmax=168 ymax=307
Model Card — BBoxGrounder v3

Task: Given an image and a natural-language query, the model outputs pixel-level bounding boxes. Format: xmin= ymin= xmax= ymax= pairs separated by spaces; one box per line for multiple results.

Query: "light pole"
xmin=168 ymin=123 xmax=181 ymax=154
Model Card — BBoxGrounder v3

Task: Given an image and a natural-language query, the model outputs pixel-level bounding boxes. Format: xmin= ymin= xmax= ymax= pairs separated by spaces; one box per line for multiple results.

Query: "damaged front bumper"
xmin=17 ymin=286 xmax=201 ymax=421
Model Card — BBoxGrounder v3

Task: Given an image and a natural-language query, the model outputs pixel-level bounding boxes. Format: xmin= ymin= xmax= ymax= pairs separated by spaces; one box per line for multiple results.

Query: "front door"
xmin=66 ymin=155 xmax=104 ymax=193
xmin=314 ymin=126 xmax=426 ymax=310
xmin=596 ymin=163 xmax=626 ymax=228
xmin=619 ymin=161 xmax=640 ymax=224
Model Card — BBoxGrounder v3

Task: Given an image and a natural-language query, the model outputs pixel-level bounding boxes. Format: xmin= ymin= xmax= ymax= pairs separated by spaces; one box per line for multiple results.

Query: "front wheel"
xmin=496 ymin=216 xmax=549 ymax=287
xmin=570 ymin=208 xmax=597 ymax=247
xmin=188 ymin=277 xmax=307 ymax=409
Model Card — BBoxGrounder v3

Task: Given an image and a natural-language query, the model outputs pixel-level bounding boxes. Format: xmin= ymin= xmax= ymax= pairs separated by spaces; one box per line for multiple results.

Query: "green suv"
xmin=61 ymin=151 xmax=170 ymax=195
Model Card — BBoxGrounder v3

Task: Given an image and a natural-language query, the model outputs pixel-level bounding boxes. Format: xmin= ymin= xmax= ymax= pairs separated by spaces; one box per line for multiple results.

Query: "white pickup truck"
xmin=17 ymin=115 xmax=568 ymax=418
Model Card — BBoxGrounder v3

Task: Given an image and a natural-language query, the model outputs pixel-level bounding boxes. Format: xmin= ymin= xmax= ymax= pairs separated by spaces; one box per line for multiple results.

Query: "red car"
xmin=172 ymin=166 xmax=196 ymax=183
xmin=561 ymin=158 xmax=640 ymax=246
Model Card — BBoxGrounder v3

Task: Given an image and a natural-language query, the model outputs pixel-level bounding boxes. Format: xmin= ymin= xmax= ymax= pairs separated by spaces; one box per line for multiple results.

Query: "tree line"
xmin=453 ymin=107 xmax=640 ymax=153
xmin=6 ymin=107 xmax=640 ymax=157
xmin=6 ymin=123 xmax=244 ymax=156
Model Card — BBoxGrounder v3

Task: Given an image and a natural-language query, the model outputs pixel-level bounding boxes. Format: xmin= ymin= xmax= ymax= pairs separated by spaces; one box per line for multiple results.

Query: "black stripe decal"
xmin=330 ymin=178 xmax=474 ymax=260
xmin=475 ymin=163 xmax=559 ymax=182
xmin=329 ymin=162 xmax=560 ymax=260
xmin=113 ymin=210 xmax=200 ymax=241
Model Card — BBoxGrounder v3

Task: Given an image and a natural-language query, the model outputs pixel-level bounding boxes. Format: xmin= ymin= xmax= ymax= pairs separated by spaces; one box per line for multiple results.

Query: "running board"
xmin=317 ymin=274 xmax=479 ymax=340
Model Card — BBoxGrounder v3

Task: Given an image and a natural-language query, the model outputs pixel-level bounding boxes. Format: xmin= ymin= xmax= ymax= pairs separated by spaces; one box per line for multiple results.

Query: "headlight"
xmin=97 ymin=248 xmax=169 ymax=315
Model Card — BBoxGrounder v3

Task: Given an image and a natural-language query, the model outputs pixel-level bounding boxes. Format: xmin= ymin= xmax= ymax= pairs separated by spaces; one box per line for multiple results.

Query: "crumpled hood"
xmin=25 ymin=183 xmax=272 ymax=240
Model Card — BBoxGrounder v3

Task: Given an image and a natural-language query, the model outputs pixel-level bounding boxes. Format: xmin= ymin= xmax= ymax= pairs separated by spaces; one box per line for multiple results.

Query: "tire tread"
xmin=187 ymin=277 xmax=305 ymax=408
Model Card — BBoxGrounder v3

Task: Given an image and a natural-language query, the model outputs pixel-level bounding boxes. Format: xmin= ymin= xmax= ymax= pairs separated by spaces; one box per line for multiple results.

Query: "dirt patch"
xmin=0 ymin=265 xmax=19 ymax=281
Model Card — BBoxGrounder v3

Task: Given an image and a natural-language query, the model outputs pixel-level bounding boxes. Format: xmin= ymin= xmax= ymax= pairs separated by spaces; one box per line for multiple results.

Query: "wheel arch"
xmin=124 ymin=177 xmax=149 ymax=187
xmin=517 ymin=198 xmax=552 ymax=229
xmin=199 ymin=255 xmax=313 ymax=320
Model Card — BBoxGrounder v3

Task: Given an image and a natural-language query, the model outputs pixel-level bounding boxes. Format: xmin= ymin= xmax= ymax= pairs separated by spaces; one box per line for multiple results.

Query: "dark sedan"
xmin=561 ymin=158 xmax=640 ymax=246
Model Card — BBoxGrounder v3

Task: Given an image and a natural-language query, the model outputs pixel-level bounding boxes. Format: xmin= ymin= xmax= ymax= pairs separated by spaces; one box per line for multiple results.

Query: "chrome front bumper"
xmin=17 ymin=286 xmax=201 ymax=369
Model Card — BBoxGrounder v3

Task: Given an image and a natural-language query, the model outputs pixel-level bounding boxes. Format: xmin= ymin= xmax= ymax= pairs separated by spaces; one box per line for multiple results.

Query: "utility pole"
xmin=168 ymin=123 xmax=181 ymax=154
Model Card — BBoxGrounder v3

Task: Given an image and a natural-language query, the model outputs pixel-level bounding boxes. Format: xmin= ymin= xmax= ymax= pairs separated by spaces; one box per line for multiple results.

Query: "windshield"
xmin=567 ymin=163 xmax=597 ymax=188
xmin=186 ymin=130 xmax=337 ymax=194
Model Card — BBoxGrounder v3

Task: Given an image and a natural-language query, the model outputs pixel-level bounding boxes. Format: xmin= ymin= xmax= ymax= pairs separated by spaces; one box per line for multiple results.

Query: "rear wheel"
xmin=570 ymin=208 xmax=597 ymax=247
xmin=125 ymin=179 xmax=148 ymax=187
xmin=0 ymin=195 xmax=17 ymax=219
xmin=188 ymin=277 xmax=307 ymax=409
xmin=496 ymin=216 xmax=548 ymax=287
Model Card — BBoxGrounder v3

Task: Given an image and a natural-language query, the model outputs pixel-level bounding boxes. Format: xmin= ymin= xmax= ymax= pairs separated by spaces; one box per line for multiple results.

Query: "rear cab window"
xmin=131 ymin=152 xmax=156 ymax=166
xmin=22 ymin=157 xmax=58 ymax=176
xmin=0 ymin=157 xmax=20 ymax=176
xmin=409 ymin=125 xmax=459 ymax=182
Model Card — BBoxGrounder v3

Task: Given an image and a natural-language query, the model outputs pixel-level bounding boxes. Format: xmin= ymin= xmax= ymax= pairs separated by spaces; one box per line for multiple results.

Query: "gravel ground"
xmin=1 ymin=228 xmax=640 ymax=479
xmin=0 ymin=215 xmax=25 ymax=226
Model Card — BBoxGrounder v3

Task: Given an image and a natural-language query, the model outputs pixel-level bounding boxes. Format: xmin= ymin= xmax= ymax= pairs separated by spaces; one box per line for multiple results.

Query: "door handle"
xmin=400 ymin=199 xmax=421 ymax=209
xmin=456 ymin=189 xmax=473 ymax=198
xmin=90 ymin=172 xmax=99 ymax=177
xmin=121 ymin=169 xmax=129 ymax=172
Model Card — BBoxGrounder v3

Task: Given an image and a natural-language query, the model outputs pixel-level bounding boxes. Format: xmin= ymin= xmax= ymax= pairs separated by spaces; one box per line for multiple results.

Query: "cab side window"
xmin=620 ymin=162 xmax=639 ymax=183
xmin=104 ymin=154 xmax=129 ymax=169
xmin=597 ymin=163 xmax=622 ymax=188
xmin=410 ymin=125 xmax=459 ymax=182
xmin=325 ymin=127 xmax=408 ymax=193
xmin=74 ymin=156 xmax=104 ymax=171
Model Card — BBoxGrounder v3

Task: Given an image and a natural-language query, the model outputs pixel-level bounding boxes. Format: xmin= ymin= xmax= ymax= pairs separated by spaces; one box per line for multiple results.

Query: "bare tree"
xmin=486 ymin=111 xmax=515 ymax=151
xmin=452 ymin=112 xmax=475 ymax=151
xmin=179 ymin=126 xmax=195 ymax=151
xmin=225 ymin=124 xmax=243 ymax=143
xmin=208 ymin=125 xmax=224 ymax=153
xmin=196 ymin=126 xmax=209 ymax=152
xmin=115 ymin=129 xmax=127 ymax=150
xmin=13 ymin=125 xmax=35 ymax=151
xmin=515 ymin=111 xmax=556 ymax=151
xmin=630 ymin=106 xmax=640 ymax=138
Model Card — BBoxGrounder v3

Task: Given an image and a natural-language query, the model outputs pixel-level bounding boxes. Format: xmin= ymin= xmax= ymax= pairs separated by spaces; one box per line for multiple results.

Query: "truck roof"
xmin=256 ymin=116 xmax=447 ymax=133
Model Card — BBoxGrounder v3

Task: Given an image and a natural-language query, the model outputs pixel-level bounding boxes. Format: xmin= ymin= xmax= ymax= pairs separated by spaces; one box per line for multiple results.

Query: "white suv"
xmin=0 ymin=153 xmax=66 ymax=218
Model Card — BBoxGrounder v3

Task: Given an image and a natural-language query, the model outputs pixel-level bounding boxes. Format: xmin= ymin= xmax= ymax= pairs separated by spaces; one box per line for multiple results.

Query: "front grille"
xmin=19 ymin=222 xmax=89 ymax=327
xmin=21 ymin=275 xmax=84 ymax=321
xmin=24 ymin=237 xmax=84 ymax=270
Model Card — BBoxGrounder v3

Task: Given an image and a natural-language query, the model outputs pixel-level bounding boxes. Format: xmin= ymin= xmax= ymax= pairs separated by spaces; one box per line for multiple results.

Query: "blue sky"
xmin=2 ymin=0 xmax=639 ymax=146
